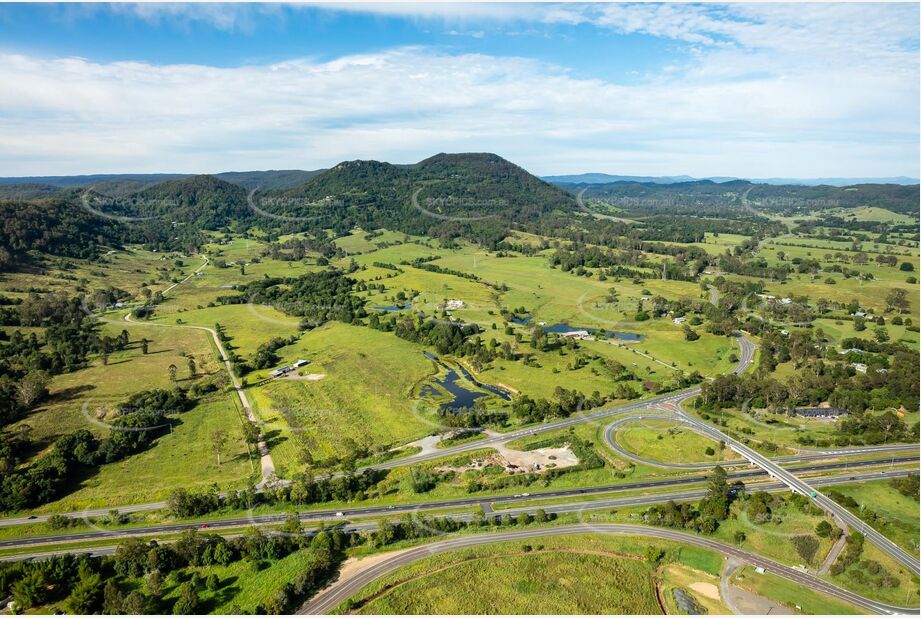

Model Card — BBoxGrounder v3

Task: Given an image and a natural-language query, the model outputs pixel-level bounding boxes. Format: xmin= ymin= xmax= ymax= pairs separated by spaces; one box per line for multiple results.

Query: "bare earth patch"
xmin=282 ymin=372 xmax=326 ymax=381
xmin=688 ymin=581 xmax=720 ymax=601
xmin=437 ymin=442 xmax=579 ymax=474
xmin=494 ymin=442 xmax=579 ymax=472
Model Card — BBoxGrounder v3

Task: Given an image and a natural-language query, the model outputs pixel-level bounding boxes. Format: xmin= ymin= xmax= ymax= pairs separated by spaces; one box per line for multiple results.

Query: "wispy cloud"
xmin=0 ymin=3 xmax=916 ymax=176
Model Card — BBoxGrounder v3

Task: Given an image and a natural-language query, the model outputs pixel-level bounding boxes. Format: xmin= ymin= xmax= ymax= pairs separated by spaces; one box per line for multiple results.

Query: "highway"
xmin=583 ymin=329 xmax=919 ymax=576
xmin=603 ymin=414 xmax=919 ymax=470
xmin=4 ymin=329 xmax=917 ymax=583
xmin=668 ymin=392 xmax=921 ymax=576
xmin=298 ymin=522 xmax=919 ymax=615
xmin=0 ymin=462 xmax=913 ymax=553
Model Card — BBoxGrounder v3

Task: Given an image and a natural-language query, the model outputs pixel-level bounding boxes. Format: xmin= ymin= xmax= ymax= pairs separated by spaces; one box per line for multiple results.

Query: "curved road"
xmin=299 ymin=524 xmax=919 ymax=615
xmin=603 ymin=414 xmax=918 ymax=470
xmin=670 ymin=391 xmax=921 ymax=576
xmin=119 ymin=255 xmax=276 ymax=486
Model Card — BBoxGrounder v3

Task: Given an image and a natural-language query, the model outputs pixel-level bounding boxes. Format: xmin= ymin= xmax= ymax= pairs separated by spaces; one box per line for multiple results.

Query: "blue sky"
xmin=0 ymin=3 xmax=918 ymax=177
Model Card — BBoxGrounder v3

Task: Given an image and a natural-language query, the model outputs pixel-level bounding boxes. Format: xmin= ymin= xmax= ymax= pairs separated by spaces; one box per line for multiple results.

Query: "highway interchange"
xmin=4 ymin=332 xmax=919 ymax=613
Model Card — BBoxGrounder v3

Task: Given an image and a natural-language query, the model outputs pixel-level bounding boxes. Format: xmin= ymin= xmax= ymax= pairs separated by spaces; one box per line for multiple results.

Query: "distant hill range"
xmin=542 ymin=173 xmax=919 ymax=187
xmin=0 ymin=169 xmax=325 ymax=199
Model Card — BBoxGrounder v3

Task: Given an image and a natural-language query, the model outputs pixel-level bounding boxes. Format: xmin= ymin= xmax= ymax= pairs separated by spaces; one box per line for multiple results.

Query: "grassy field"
xmin=575 ymin=494 xmax=834 ymax=572
xmin=11 ymin=318 xmax=219 ymax=451
xmin=826 ymin=479 xmax=920 ymax=556
xmin=246 ymin=322 xmax=438 ymax=475
xmin=750 ymin=234 xmax=920 ymax=316
xmin=338 ymin=534 xmax=724 ymax=615
xmin=687 ymin=398 xmax=845 ymax=448
xmin=151 ymin=302 xmax=302 ymax=362
xmin=0 ymin=246 xmax=195 ymax=302
xmin=825 ymin=206 xmax=918 ymax=225
xmin=829 ymin=540 xmax=921 ymax=607
xmin=36 ymin=391 xmax=254 ymax=512
xmin=711 ymin=499 xmax=835 ymax=568
xmin=352 ymin=550 xmax=661 ymax=614
xmin=614 ymin=419 xmax=727 ymax=464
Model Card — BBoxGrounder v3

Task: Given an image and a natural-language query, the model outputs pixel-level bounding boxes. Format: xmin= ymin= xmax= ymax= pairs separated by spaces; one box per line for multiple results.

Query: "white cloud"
xmin=0 ymin=3 xmax=917 ymax=177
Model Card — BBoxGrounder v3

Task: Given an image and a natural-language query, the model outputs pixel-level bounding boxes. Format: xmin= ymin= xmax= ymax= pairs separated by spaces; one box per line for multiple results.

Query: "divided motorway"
xmin=1 ymin=459 xmax=915 ymax=554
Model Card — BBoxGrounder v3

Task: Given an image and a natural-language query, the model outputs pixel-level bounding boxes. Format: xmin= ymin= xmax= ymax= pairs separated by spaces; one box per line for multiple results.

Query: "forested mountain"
xmin=267 ymin=152 xmax=579 ymax=246
xmin=132 ymin=175 xmax=251 ymax=228
xmin=0 ymin=198 xmax=122 ymax=270
xmin=213 ymin=169 xmax=325 ymax=190
xmin=0 ymin=183 xmax=63 ymax=201
xmin=544 ymin=173 xmax=919 ymax=186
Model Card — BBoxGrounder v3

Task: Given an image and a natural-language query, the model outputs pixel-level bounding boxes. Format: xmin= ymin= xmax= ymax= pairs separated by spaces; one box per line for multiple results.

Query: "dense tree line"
xmin=643 ymin=466 xmax=740 ymax=534
xmin=0 ymin=526 xmax=344 ymax=614
xmin=218 ymin=270 xmax=366 ymax=328
xmin=511 ymin=387 xmax=605 ymax=423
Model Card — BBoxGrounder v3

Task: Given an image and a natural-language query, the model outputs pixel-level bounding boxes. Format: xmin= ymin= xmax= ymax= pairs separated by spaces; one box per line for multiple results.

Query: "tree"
xmin=173 ymin=582 xmax=199 ymax=615
xmin=187 ymin=357 xmax=197 ymax=377
xmin=815 ymin=520 xmax=833 ymax=538
xmin=141 ymin=338 xmax=149 ymax=354
xmin=145 ymin=570 xmax=164 ymax=598
xmin=874 ymin=327 xmax=889 ymax=343
xmin=67 ymin=567 xmax=103 ymax=614
xmin=645 ymin=546 xmax=665 ymax=565
xmin=734 ymin=530 xmax=746 ymax=545
xmin=167 ymin=364 xmax=178 ymax=384
xmin=791 ymin=535 xmax=820 ymax=565
xmin=281 ymin=512 xmax=303 ymax=537
xmin=16 ymin=370 xmax=50 ymax=408
xmin=242 ymin=420 xmax=261 ymax=445
xmin=210 ymin=430 xmax=228 ymax=466
xmin=899 ymin=262 xmax=914 ymax=272
xmin=11 ymin=571 xmax=46 ymax=609
xmin=885 ymin=288 xmax=909 ymax=314
xmin=699 ymin=465 xmax=731 ymax=522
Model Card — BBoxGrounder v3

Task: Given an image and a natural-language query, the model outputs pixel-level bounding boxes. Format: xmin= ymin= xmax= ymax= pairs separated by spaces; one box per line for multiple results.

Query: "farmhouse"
xmin=794 ymin=405 xmax=849 ymax=418
xmin=560 ymin=329 xmax=593 ymax=340
xmin=270 ymin=359 xmax=310 ymax=377
xmin=269 ymin=365 xmax=292 ymax=378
